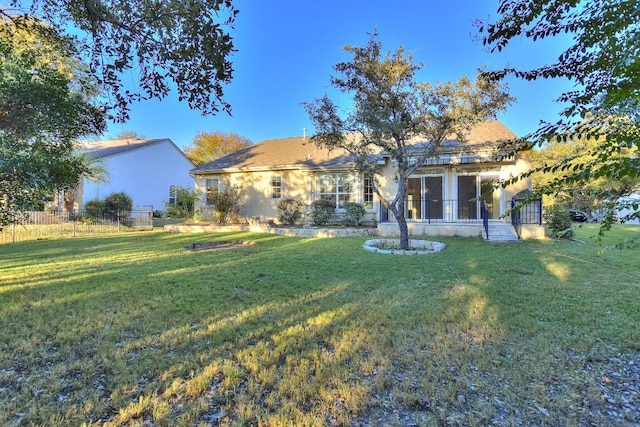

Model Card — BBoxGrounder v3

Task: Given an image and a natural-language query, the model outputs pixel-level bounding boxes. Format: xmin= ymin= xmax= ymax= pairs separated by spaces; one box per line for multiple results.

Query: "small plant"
xmin=277 ymin=198 xmax=305 ymax=225
xmin=208 ymin=184 xmax=245 ymax=224
xmin=342 ymin=202 xmax=366 ymax=226
xmin=310 ymin=199 xmax=335 ymax=226
xmin=543 ymin=204 xmax=574 ymax=238
xmin=165 ymin=186 xmax=196 ymax=219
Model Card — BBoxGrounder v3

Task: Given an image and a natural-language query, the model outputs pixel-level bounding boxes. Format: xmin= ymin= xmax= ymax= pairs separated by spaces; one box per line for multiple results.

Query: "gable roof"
xmin=78 ymin=138 xmax=195 ymax=166
xmin=192 ymin=120 xmax=518 ymax=174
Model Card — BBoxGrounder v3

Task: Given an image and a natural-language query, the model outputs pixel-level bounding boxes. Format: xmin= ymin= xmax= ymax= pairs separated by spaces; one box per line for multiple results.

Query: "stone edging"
xmin=363 ymin=239 xmax=446 ymax=255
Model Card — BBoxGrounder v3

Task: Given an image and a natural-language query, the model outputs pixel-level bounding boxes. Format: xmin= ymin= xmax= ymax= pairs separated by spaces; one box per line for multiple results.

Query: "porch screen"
xmin=458 ymin=176 xmax=477 ymax=220
xmin=424 ymin=177 xmax=443 ymax=220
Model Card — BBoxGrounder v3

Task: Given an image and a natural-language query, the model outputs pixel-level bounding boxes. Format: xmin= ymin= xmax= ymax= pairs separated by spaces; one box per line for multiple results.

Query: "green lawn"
xmin=0 ymin=225 xmax=638 ymax=426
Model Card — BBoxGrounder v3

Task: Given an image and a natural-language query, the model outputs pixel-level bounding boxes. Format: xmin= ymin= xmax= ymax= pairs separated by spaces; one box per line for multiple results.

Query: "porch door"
xmin=424 ymin=176 xmax=443 ymax=220
xmin=481 ymin=176 xmax=501 ymax=220
xmin=457 ymin=176 xmax=477 ymax=220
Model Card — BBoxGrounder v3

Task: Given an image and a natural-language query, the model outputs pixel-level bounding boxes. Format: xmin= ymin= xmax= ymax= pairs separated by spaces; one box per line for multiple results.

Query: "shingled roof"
xmin=191 ymin=137 xmax=365 ymax=174
xmin=192 ymin=120 xmax=518 ymax=174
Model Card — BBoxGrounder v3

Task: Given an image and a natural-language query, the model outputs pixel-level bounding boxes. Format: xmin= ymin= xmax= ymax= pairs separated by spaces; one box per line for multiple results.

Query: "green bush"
xmin=165 ymin=187 xmax=196 ymax=219
xmin=104 ymin=191 xmax=133 ymax=212
xmin=85 ymin=198 xmax=105 ymax=218
xmin=311 ymin=199 xmax=335 ymax=226
xmin=277 ymin=198 xmax=305 ymax=225
xmin=543 ymin=205 xmax=574 ymax=238
xmin=342 ymin=202 xmax=366 ymax=226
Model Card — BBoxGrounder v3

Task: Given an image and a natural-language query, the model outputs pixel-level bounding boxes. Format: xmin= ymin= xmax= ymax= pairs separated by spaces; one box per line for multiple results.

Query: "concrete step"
xmin=484 ymin=223 xmax=520 ymax=242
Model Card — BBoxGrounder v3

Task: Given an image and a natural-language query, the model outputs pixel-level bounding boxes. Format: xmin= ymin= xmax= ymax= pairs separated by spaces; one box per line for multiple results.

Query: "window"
xmin=363 ymin=176 xmax=374 ymax=210
xmin=205 ymin=178 xmax=219 ymax=205
xmin=270 ymin=175 xmax=282 ymax=199
xmin=168 ymin=185 xmax=177 ymax=205
xmin=318 ymin=173 xmax=357 ymax=209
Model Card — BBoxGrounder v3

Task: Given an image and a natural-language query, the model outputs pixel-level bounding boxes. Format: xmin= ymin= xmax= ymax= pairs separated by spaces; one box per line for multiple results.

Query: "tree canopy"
xmin=304 ymin=32 xmax=513 ymax=249
xmin=184 ymin=131 xmax=252 ymax=166
xmin=530 ymin=128 xmax=640 ymax=219
xmin=2 ymin=0 xmax=238 ymax=121
xmin=479 ymin=0 xmax=640 ymax=230
xmin=0 ymin=17 xmax=106 ymax=229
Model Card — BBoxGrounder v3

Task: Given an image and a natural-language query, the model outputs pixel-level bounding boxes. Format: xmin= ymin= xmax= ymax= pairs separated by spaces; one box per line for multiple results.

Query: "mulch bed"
xmin=184 ymin=241 xmax=256 ymax=252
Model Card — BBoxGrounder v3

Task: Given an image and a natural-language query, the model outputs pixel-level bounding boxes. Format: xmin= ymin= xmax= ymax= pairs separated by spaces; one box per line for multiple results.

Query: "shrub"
xmin=310 ymin=199 xmax=335 ymax=226
xmin=342 ymin=202 xmax=366 ymax=226
xmin=101 ymin=191 xmax=133 ymax=221
xmin=104 ymin=191 xmax=133 ymax=212
xmin=85 ymin=198 xmax=105 ymax=218
xmin=277 ymin=198 xmax=305 ymax=225
xmin=208 ymin=185 xmax=245 ymax=224
xmin=544 ymin=205 xmax=574 ymax=238
xmin=165 ymin=186 xmax=196 ymax=219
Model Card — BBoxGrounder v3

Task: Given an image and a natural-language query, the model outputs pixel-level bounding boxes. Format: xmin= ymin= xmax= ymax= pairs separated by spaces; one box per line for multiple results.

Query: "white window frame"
xmin=318 ymin=173 xmax=357 ymax=210
xmin=363 ymin=175 xmax=375 ymax=211
xmin=205 ymin=178 xmax=220 ymax=206
xmin=168 ymin=185 xmax=177 ymax=205
xmin=270 ymin=175 xmax=282 ymax=199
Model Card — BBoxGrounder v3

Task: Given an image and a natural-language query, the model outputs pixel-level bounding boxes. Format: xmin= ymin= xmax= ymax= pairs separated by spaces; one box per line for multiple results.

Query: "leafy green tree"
xmin=479 ymin=0 xmax=640 ymax=231
xmin=62 ymin=154 xmax=110 ymax=214
xmin=3 ymin=0 xmax=238 ymax=121
xmin=0 ymin=17 xmax=106 ymax=230
xmin=531 ymin=130 xmax=640 ymax=219
xmin=304 ymin=32 xmax=513 ymax=249
xmin=184 ymin=131 xmax=252 ymax=166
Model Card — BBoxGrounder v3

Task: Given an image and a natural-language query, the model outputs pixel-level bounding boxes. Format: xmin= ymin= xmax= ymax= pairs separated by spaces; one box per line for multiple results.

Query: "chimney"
xmin=303 ymin=128 xmax=307 ymax=140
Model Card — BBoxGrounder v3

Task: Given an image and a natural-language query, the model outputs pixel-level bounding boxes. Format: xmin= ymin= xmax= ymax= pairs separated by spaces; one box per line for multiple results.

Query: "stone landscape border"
xmin=363 ymin=239 xmax=446 ymax=255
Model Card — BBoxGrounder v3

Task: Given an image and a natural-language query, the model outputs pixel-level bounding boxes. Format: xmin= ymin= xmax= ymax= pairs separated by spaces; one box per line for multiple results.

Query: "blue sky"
xmin=105 ymin=0 xmax=574 ymax=149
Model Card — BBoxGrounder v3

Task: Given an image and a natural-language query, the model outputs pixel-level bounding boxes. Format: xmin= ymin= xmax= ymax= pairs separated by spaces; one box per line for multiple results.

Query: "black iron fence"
xmin=510 ymin=197 xmax=543 ymax=239
xmin=0 ymin=208 xmax=153 ymax=244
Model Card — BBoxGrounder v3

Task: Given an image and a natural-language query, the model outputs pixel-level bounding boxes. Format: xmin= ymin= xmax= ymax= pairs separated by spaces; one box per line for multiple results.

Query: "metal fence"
xmin=0 ymin=208 xmax=153 ymax=244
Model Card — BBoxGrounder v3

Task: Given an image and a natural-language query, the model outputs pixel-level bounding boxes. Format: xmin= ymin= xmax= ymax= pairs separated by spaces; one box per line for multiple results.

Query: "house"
xmin=191 ymin=120 xmax=544 ymax=240
xmin=58 ymin=138 xmax=195 ymax=212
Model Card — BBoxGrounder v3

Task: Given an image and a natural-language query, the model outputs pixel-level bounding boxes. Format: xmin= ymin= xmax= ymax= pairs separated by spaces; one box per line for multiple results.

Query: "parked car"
xmin=569 ymin=210 xmax=588 ymax=222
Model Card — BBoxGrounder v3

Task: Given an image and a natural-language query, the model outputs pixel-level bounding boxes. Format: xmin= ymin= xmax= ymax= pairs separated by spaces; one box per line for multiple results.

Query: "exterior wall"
xmin=192 ymin=151 xmax=534 ymax=226
xmin=194 ymin=169 xmax=309 ymax=222
xmin=81 ymin=141 xmax=194 ymax=211
xmin=194 ymin=169 xmax=380 ymax=224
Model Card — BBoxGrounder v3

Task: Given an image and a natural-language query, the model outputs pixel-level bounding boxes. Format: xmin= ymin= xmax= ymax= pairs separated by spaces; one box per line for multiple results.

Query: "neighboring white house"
xmin=63 ymin=138 xmax=195 ymax=212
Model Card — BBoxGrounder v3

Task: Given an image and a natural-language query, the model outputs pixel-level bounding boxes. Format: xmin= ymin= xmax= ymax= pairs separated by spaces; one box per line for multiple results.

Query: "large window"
xmin=318 ymin=173 xmax=357 ymax=209
xmin=205 ymin=178 xmax=219 ymax=205
xmin=270 ymin=175 xmax=282 ymax=199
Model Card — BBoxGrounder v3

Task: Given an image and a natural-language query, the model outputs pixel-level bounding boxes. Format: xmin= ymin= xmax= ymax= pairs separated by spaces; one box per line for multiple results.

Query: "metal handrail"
xmin=482 ymin=200 xmax=489 ymax=239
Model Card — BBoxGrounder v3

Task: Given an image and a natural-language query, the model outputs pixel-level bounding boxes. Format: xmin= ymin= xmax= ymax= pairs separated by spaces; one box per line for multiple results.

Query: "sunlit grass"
xmin=0 ymin=225 xmax=638 ymax=425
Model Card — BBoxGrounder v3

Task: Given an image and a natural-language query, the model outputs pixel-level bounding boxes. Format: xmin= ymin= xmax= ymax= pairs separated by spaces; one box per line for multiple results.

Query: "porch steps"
xmin=484 ymin=222 xmax=520 ymax=242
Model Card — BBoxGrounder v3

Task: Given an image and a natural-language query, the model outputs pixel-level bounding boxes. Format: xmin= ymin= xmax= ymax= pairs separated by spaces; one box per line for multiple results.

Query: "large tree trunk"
xmin=392 ymin=178 xmax=411 ymax=250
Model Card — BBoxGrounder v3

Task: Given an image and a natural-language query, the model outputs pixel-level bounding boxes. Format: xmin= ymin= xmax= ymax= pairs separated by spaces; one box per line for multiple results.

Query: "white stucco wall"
xmin=81 ymin=141 xmax=194 ymax=211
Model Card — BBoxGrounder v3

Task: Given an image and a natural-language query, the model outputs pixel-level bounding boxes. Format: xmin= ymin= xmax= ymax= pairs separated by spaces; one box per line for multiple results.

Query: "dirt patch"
xmin=184 ymin=241 xmax=256 ymax=252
